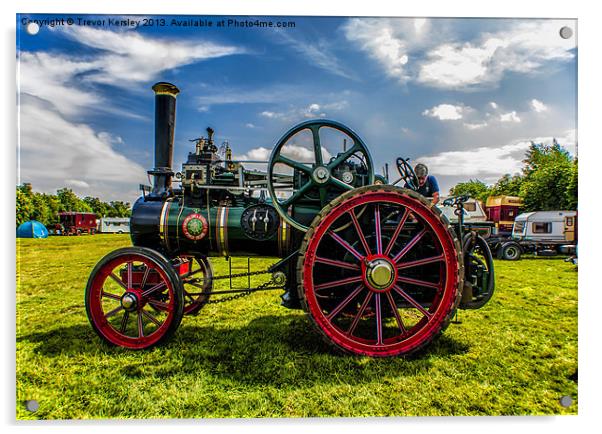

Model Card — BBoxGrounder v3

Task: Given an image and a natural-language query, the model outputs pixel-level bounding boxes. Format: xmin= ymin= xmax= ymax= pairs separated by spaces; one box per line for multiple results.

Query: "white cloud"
xmin=422 ymin=104 xmax=467 ymax=121
xmin=245 ymin=123 xmax=256 ymax=128
xmin=417 ymin=20 xmax=575 ymax=89
xmin=66 ymin=179 xmax=91 ymax=189
xmin=489 ymin=102 xmax=498 ymax=109
xmin=530 ymin=98 xmax=548 ymax=113
xmin=260 ymin=111 xmax=282 ymax=119
xmin=418 ymin=129 xmax=577 ymax=183
xmin=274 ymin=29 xmax=355 ymax=80
xmin=343 ymin=18 xmax=417 ymax=83
xmin=59 ymin=26 xmax=244 ymax=85
xmin=237 ymin=144 xmax=332 ymax=162
xmin=258 ymin=101 xmax=343 ymax=123
xmin=464 ymin=122 xmax=488 ymax=130
xmin=499 ymin=111 xmax=521 ymax=123
xmin=18 ymin=97 xmax=147 ymax=201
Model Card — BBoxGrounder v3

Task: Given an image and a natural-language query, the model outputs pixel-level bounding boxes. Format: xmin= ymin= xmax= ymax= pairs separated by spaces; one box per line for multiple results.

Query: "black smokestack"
xmin=149 ymin=82 xmax=180 ymax=198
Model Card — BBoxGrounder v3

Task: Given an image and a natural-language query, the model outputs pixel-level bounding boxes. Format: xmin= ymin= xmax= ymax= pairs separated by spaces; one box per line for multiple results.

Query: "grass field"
xmin=16 ymin=235 xmax=578 ymax=419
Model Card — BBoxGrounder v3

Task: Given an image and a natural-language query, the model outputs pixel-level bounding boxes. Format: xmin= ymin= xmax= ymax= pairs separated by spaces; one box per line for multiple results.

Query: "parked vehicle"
xmin=56 ymin=212 xmax=97 ymax=235
xmin=485 ymin=195 xmax=523 ymax=235
xmin=488 ymin=210 xmax=577 ymax=260
xmin=99 ymin=217 xmax=130 ymax=234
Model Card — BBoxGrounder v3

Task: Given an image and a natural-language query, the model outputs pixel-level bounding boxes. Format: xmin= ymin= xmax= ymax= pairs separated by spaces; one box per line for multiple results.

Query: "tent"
xmin=17 ymin=220 xmax=49 ymax=238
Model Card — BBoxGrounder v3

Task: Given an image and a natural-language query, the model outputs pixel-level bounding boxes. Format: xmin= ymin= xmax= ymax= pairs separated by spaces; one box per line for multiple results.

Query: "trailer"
xmin=488 ymin=210 xmax=577 ymax=260
xmin=99 ymin=217 xmax=131 ymax=234
xmin=56 ymin=212 xmax=98 ymax=235
xmin=485 ymin=195 xmax=523 ymax=235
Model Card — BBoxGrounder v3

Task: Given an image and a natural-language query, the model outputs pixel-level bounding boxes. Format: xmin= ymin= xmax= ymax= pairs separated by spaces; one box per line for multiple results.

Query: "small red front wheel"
xmin=85 ymin=247 xmax=184 ymax=349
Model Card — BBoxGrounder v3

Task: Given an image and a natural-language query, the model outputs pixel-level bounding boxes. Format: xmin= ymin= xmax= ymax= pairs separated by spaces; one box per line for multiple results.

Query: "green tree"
xmin=30 ymin=193 xmax=51 ymax=225
xmin=108 ymin=201 xmax=131 ymax=218
xmin=84 ymin=196 xmax=110 ymax=218
xmin=519 ymin=141 xmax=574 ymax=211
xmin=16 ymin=187 xmax=34 ymax=226
xmin=449 ymin=179 xmax=491 ymax=203
xmin=489 ymin=174 xmax=524 ymax=197
xmin=56 ymin=188 xmax=92 ymax=213
xmin=565 ymin=159 xmax=578 ymax=210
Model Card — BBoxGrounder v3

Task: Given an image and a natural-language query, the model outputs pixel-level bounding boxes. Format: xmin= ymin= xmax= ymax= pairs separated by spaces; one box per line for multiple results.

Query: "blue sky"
xmin=17 ymin=14 xmax=577 ymax=203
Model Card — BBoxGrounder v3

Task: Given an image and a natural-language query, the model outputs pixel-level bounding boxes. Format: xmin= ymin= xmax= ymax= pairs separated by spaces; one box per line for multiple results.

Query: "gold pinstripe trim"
xmin=215 ymin=207 xmax=229 ymax=256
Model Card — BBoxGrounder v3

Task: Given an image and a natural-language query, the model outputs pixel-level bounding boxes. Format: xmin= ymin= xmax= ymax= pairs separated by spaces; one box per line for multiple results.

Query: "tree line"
xmin=16 ymin=184 xmax=131 ymax=227
xmin=449 ymin=140 xmax=577 ymax=212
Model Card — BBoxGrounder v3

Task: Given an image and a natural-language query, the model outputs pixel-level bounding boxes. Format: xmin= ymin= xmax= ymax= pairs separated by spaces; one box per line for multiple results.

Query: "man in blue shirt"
xmin=414 ymin=163 xmax=440 ymax=205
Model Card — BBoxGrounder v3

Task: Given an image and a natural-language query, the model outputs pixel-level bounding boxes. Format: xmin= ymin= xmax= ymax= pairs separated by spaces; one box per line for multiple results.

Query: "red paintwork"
xmin=302 ymin=191 xmax=459 ymax=357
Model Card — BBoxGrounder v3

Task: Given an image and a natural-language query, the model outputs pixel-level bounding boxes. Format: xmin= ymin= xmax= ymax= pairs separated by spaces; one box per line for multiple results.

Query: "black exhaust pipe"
xmin=149 ymin=82 xmax=180 ymax=198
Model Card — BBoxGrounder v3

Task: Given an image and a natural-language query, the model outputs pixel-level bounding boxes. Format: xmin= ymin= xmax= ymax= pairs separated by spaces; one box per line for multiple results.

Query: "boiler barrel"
xmin=130 ymin=198 xmax=292 ymax=257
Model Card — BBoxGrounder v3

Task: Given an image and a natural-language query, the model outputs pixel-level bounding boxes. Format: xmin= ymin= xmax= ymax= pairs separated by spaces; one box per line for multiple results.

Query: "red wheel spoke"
xmin=349 ymin=209 xmax=371 ymax=256
xmin=141 ymin=308 xmax=162 ymax=327
xmin=375 ymin=293 xmax=383 ymax=345
xmin=105 ymin=305 xmax=124 ymax=319
xmin=348 ymin=291 xmax=373 ymax=336
xmin=326 ymin=284 xmax=365 ymax=320
xmin=397 ymin=254 xmax=444 ymax=270
xmin=127 ymin=261 xmax=133 ymax=290
xmin=141 ymin=281 xmax=167 ymax=298
xmin=137 ymin=311 xmax=144 ymax=338
xmin=101 ymin=291 xmax=121 ymax=301
xmin=315 ymin=256 xmax=360 ymax=271
xmin=328 ymin=231 xmax=364 ymax=261
xmin=392 ymin=284 xmax=432 ymax=319
xmin=397 ymin=275 xmax=441 ymax=289
xmin=392 ymin=228 xmax=427 ymax=263
xmin=374 ymin=205 xmax=382 ymax=254
xmin=119 ymin=311 xmax=130 ymax=333
xmin=385 ymin=291 xmax=406 ymax=334
xmin=384 ymin=208 xmax=410 ymax=256
xmin=148 ymin=299 xmax=170 ymax=311
xmin=315 ymin=275 xmax=363 ymax=291
xmin=109 ymin=273 xmax=127 ymax=290
xmin=139 ymin=264 xmax=151 ymax=289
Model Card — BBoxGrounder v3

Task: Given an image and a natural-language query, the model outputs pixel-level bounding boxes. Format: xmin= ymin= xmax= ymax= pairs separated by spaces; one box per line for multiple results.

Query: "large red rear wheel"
xmin=297 ymin=185 xmax=463 ymax=357
xmin=85 ymin=247 xmax=184 ymax=349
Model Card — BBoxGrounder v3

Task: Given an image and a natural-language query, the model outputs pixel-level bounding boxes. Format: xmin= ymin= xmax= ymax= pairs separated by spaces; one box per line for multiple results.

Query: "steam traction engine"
xmin=85 ymin=82 xmax=494 ymax=356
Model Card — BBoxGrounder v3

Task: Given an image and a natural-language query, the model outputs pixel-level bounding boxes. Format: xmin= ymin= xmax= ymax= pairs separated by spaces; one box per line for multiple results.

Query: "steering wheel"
xmin=396 ymin=157 xmax=419 ymax=190
xmin=267 ymin=119 xmax=374 ymax=232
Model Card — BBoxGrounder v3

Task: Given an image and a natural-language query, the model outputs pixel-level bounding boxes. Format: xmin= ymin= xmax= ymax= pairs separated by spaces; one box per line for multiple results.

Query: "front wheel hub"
xmin=120 ymin=292 xmax=139 ymax=312
xmin=364 ymin=257 xmax=396 ymax=292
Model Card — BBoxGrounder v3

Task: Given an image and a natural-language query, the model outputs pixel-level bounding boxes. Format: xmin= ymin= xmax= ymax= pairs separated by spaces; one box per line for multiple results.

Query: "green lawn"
xmin=16 ymin=235 xmax=578 ymax=419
